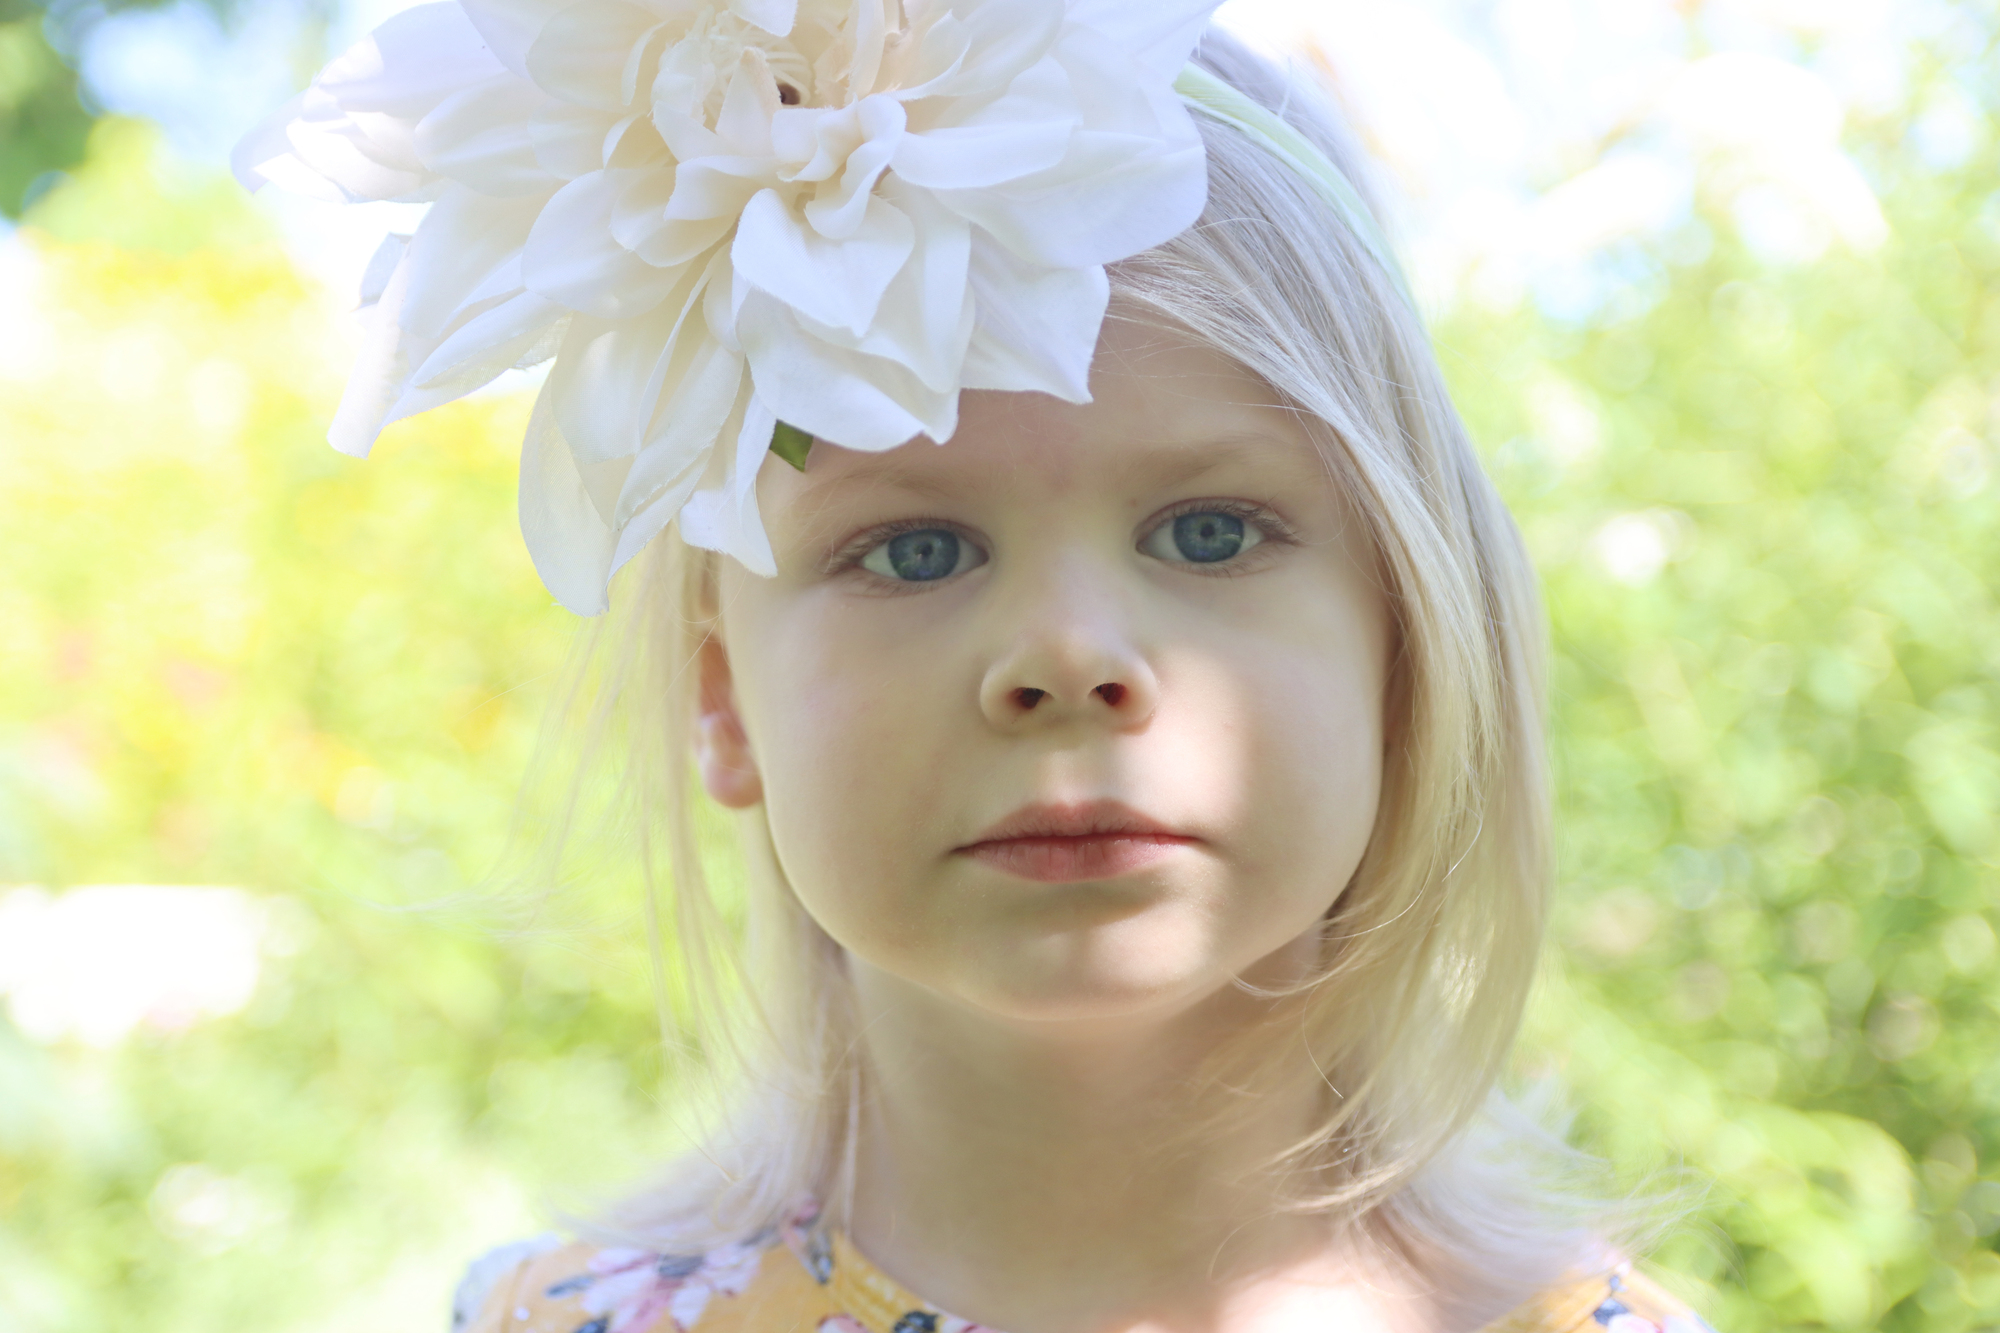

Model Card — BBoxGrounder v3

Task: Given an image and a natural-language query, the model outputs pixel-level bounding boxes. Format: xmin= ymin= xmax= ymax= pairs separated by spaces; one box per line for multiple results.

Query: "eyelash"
xmin=826 ymin=500 xmax=1297 ymax=582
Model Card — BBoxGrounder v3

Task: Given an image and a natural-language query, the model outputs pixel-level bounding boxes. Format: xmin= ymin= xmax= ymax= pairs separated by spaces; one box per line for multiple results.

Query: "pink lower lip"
xmin=960 ymin=834 xmax=1195 ymax=883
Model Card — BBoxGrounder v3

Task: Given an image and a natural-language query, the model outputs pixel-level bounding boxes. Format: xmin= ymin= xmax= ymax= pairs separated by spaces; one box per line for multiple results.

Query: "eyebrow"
xmin=1120 ymin=430 xmax=1311 ymax=491
xmin=797 ymin=427 xmax=1314 ymax=508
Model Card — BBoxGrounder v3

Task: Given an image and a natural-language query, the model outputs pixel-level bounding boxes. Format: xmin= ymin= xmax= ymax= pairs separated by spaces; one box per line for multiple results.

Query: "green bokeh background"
xmin=2 ymin=8 xmax=1998 ymax=1332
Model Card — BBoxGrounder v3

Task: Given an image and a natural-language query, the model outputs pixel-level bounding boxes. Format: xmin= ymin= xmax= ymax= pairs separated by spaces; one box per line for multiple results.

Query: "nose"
xmin=977 ymin=577 xmax=1160 ymax=732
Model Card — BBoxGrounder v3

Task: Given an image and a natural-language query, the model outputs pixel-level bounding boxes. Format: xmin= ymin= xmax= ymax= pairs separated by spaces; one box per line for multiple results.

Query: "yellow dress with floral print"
xmin=454 ymin=1201 xmax=1717 ymax=1333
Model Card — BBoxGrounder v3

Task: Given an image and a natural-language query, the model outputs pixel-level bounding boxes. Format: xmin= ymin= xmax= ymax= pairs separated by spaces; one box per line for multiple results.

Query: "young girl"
xmin=240 ymin=2 xmax=1717 ymax=1329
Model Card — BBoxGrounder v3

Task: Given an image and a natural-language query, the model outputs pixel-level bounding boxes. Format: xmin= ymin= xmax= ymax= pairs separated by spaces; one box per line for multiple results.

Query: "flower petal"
xmin=892 ymin=63 xmax=1072 ymax=191
xmin=896 ymin=0 xmax=1063 ymax=102
xmin=524 ymin=170 xmax=690 ymax=318
xmin=933 ymin=128 xmax=1205 ymax=268
xmin=328 ymin=250 xmax=429 ymax=457
xmin=668 ymin=1281 xmax=716 ymax=1330
xmin=737 ymin=291 xmax=952 ymax=449
xmin=801 ymin=96 xmax=903 ymax=239
xmin=318 ymin=3 xmax=504 ymax=115
xmin=1049 ymin=25 xmax=1182 ymax=133
xmin=530 ymin=100 xmax=620 ymax=178
xmin=727 ymin=0 xmax=794 ymax=38
xmin=526 ymin=0 xmax=665 ymax=112
xmin=547 ymin=262 xmax=706 ymax=461
xmin=663 ymin=156 xmax=765 ymax=221
xmin=959 ymin=233 xmax=1105 ymax=401
xmin=800 ymin=177 xmax=971 ymax=393
xmin=1067 ymin=0 xmax=1224 ymax=82
xmin=380 ymin=296 xmax=561 ymax=435
xmin=401 ymin=184 xmax=548 ymax=338
xmin=732 ymin=188 xmax=912 ymax=336
xmin=713 ymin=50 xmax=779 ymax=156
xmin=609 ymin=463 xmax=702 ymax=582
xmin=459 ymin=0 xmax=568 ymax=80
xmin=520 ymin=383 xmax=618 ymax=615
xmin=329 ymin=260 xmax=562 ymax=462
xmin=358 ymin=232 xmax=409 ymax=307
xmin=411 ymin=288 xmax=569 ymax=390
xmin=281 ymin=95 xmax=433 ymax=201
xmin=251 ymin=0 xmax=1235 ymax=602
xmin=677 ymin=389 xmax=776 ymax=575
xmin=416 ymin=74 xmax=560 ymax=195
xmin=232 ymin=92 xmax=320 ymax=194
xmin=618 ymin=341 xmax=744 ymax=524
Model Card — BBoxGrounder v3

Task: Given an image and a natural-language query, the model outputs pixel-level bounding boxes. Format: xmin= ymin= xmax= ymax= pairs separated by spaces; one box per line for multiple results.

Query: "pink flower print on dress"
xmin=669 ymin=1241 xmax=765 ymax=1328
xmin=573 ymin=1248 xmax=683 ymax=1332
xmin=819 ymin=1317 xmax=869 ymax=1333
xmin=784 ymin=1196 xmax=835 ymax=1284
xmin=566 ymin=1242 xmax=768 ymax=1333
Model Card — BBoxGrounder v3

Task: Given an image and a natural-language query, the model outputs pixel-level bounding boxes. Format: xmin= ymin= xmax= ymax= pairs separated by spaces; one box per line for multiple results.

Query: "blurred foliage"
xmin=1444 ymin=40 xmax=2000 ymax=1331
xmin=0 ymin=0 xmax=240 ymax=217
xmin=0 ymin=119 xmax=677 ymax=1331
xmin=0 ymin=0 xmax=92 ymax=216
xmin=0 ymin=19 xmax=1997 ymax=1333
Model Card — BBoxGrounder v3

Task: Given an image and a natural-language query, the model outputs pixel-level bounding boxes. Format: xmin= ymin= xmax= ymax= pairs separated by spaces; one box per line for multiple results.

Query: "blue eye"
xmin=1142 ymin=509 xmax=1263 ymax=564
xmin=861 ymin=528 xmax=983 ymax=582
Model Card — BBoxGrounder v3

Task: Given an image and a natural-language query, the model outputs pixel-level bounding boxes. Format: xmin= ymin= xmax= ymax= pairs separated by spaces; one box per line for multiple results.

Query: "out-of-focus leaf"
xmin=0 ymin=16 xmax=92 ymax=215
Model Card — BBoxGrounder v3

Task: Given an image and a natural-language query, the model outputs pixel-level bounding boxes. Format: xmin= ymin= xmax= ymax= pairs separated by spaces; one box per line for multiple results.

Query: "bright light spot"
xmin=1911 ymin=87 xmax=1983 ymax=170
xmin=150 ymin=1162 xmax=291 ymax=1254
xmin=0 ymin=885 xmax=272 ymax=1046
xmin=1661 ymin=53 xmax=1887 ymax=260
xmin=0 ymin=234 xmax=56 ymax=386
xmin=1531 ymin=151 xmax=1693 ymax=257
xmin=1941 ymin=914 xmax=1997 ymax=973
xmin=188 ymin=358 xmax=253 ymax=437
xmin=1590 ymin=510 xmax=1691 ymax=585
xmin=1666 ymin=51 xmax=1844 ymax=147
xmin=1211 ymin=0 xmax=1914 ymax=315
xmin=1528 ymin=377 xmax=1602 ymax=463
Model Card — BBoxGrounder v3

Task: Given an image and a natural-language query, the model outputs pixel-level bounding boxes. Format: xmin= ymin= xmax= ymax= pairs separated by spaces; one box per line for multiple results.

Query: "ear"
xmin=693 ymin=628 xmax=763 ymax=809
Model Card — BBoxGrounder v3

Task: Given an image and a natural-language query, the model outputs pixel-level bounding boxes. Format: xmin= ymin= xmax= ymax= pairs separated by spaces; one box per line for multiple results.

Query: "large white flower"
xmin=237 ymin=0 xmax=1222 ymax=612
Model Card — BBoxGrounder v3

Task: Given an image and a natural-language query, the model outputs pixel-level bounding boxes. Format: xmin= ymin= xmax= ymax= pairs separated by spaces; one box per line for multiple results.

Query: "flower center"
xmin=657 ymin=12 xmax=816 ymax=125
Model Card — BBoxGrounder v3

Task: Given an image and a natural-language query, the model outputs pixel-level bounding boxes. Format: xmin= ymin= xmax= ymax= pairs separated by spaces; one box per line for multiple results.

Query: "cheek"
xmin=733 ymin=599 xmax=964 ymax=919
xmin=1172 ymin=603 xmax=1388 ymax=927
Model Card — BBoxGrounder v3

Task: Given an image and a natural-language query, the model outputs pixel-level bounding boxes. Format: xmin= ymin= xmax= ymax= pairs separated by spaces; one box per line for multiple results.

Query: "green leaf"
xmin=0 ymin=17 xmax=93 ymax=216
xmin=769 ymin=419 xmax=813 ymax=471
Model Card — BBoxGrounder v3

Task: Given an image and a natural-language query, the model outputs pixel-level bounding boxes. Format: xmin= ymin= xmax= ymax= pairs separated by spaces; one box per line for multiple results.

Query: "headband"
xmin=235 ymin=0 xmax=1408 ymax=614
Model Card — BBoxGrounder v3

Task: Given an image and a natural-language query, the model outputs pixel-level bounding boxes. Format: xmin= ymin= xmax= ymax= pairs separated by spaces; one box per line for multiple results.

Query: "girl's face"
xmin=700 ymin=314 xmax=1392 ymax=1026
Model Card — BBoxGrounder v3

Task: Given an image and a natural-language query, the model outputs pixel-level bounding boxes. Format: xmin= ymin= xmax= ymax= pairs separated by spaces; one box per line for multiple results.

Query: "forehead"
xmin=774 ymin=317 xmax=1325 ymax=511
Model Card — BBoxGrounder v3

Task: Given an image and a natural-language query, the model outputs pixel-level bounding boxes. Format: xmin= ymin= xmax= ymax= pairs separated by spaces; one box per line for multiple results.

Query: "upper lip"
xmin=958 ymin=800 xmax=1191 ymax=848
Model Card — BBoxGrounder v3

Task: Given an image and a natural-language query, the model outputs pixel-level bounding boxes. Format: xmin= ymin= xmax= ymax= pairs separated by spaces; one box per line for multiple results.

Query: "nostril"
xmin=1094 ymin=683 xmax=1126 ymax=707
xmin=1014 ymin=687 xmax=1047 ymax=710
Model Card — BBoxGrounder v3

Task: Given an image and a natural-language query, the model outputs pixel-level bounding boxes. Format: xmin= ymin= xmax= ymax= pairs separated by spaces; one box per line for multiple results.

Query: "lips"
xmin=954 ymin=800 xmax=1197 ymax=884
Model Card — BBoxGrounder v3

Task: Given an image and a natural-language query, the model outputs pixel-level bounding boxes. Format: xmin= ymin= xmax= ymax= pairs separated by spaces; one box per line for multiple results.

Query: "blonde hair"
xmin=535 ymin=28 xmax=1596 ymax=1292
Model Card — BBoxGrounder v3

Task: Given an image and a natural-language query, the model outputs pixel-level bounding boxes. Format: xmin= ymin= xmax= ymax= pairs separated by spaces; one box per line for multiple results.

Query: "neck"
xmin=842 ymin=960 xmax=1435 ymax=1333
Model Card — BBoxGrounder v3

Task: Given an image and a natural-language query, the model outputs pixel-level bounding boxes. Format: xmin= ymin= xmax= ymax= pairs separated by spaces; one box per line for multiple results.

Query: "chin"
xmin=944 ymin=914 xmax=1244 ymax=1027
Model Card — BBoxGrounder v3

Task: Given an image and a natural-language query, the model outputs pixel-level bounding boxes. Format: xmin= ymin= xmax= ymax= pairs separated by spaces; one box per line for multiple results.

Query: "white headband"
xmin=236 ymin=0 xmax=1407 ymax=614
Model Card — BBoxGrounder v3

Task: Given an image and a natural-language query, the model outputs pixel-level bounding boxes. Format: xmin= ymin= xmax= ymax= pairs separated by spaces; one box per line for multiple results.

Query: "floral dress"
xmin=453 ymin=1200 xmax=1718 ymax=1333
